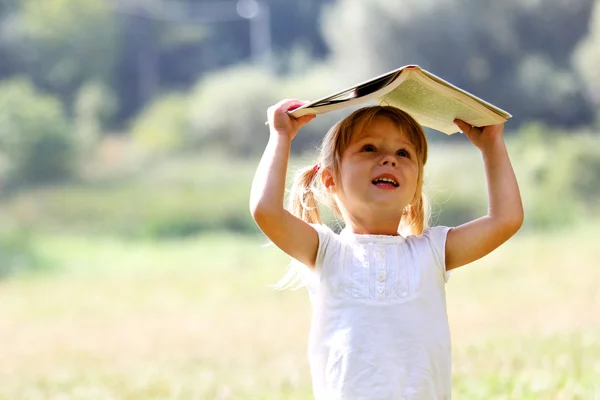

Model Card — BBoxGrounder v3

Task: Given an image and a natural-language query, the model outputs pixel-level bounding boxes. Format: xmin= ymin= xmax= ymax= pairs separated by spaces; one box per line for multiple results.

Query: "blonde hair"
xmin=289 ymin=105 xmax=430 ymax=235
xmin=277 ymin=106 xmax=430 ymax=290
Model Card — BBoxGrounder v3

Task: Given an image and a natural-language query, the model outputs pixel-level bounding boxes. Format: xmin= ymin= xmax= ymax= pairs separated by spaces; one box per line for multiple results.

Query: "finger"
xmin=481 ymin=123 xmax=504 ymax=135
xmin=285 ymin=100 xmax=312 ymax=114
xmin=267 ymin=99 xmax=311 ymax=126
xmin=267 ymin=99 xmax=298 ymax=120
xmin=273 ymin=99 xmax=308 ymax=112
xmin=453 ymin=119 xmax=472 ymax=134
xmin=295 ymin=114 xmax=316 ymax=128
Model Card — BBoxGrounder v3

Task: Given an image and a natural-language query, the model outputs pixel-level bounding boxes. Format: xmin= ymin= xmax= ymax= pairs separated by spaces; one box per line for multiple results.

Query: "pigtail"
xmin=274 ymin=164 xmax=323 ymax=291
xmin=287 ymin=164 xmax=323 ymax=224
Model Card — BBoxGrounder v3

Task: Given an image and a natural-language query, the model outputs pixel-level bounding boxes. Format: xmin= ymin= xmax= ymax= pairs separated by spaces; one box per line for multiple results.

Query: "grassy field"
xmin=0 ymin=135 xmax=598 ymax=399
xmin=0 ymin=225 xmax=599 ymax=399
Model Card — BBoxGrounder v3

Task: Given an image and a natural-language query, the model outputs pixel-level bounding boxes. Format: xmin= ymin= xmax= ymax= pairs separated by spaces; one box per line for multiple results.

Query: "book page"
xmin=380 ymin=78 xmax=505 ymax=134
xmin=419 ymin=70 xmax=511 ymax=118
xmin=289 ymin=68 xmax=409 ymax=118
xmin=308 ymin=70 xmax=402 ymax=108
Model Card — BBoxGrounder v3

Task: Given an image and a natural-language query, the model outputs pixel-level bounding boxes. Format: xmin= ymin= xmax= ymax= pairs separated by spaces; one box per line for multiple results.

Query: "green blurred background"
xmin=0 ymin=0 xmax=599 ymax=398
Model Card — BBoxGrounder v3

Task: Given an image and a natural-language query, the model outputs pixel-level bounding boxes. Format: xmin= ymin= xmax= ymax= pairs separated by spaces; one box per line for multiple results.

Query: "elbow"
xmin=249 ymin=201 xmax=283 ymax=226
xmin=250 ymin=206 xmax=267 ymax=225
xmin=503 ymin=208 xmax=524 ymax=237
xmin=249 ymin=194 xmax=269 ymax=220
xmin=509 ymin=216 xmax=524 ymax=236
xmin=249 ymin=201 xmax=266 ymax=224
xmin=514 ymin=205 xmax=525 ymax=231
xmin=249 ymin=204 xmax=268 ymax=232
xmin=250 ymin=206 xmax=287 ymax=237
xmin=249 ymin=198 xmax=260 ymax=220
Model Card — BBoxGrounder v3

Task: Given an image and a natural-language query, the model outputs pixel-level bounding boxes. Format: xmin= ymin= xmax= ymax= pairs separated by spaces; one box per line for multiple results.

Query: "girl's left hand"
xmin=454 ymin=119 xmax=504 ymax=150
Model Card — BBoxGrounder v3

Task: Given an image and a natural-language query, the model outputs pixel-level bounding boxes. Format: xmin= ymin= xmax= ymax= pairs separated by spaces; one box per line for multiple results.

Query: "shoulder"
xmin=416 ymin=225 xmax=452 ymax=246
xmin=309 ymin=223 xmax=338 ymax=246
xmin=405 ymin=226 xmax=452 ymax=281
xmin=406 ymin=225 xmax=451 ymax=246
xmin=307 ymin=223 xmax=342 ymax=268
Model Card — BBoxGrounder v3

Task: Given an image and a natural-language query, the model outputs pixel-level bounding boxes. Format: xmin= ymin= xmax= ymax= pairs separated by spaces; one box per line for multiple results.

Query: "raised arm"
xmin=445 ymin=120 xmax=524 ymax=271
xmin=249 ymin=99 xmax=319 ymax=267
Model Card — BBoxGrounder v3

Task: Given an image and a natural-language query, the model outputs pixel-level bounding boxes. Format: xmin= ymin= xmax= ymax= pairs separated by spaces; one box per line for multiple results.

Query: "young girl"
xmin=250 ymin=99 xmax=524 ymax=399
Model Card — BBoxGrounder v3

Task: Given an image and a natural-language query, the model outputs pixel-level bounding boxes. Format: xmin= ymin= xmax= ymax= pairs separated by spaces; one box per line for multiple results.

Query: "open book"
xmin=289 ymin=65 xmax=511 ymax=135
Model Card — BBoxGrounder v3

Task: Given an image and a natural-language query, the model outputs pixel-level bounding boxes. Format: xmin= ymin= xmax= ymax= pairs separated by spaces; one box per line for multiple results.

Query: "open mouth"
xmin=371 ymin=176 xmax=399 ymax=188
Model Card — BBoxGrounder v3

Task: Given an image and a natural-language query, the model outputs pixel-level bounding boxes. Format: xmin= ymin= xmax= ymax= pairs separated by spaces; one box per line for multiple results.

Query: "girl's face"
xmin=332 ymin=116 xmax=419 ymax=228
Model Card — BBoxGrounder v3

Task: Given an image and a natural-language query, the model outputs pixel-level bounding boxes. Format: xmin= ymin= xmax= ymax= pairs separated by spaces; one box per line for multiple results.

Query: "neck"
xmin=342 ymin=210 xmax=402 ymax=236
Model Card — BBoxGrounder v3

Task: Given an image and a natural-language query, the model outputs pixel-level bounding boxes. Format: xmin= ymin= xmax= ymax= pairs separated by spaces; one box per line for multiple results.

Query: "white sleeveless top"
xmin=297 ymin=224 xmax=453 ymax=400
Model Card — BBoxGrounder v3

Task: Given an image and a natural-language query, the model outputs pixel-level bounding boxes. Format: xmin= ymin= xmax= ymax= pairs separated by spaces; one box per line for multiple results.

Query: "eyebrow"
xmin=354 ymin=134 xmax=416 ymax=149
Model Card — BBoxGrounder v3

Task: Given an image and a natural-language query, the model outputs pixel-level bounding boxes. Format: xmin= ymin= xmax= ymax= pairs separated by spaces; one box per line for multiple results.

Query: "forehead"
xmin=352 ymin=115 xmax=413 ymax=145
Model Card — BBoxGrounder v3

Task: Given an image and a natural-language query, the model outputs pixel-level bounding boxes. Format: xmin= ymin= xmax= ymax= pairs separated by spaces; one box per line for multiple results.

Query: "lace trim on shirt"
xmin=342 ymin=239 xmax=420 ymax=302
xmin=339 ymin=228 xmax=406 ymax=244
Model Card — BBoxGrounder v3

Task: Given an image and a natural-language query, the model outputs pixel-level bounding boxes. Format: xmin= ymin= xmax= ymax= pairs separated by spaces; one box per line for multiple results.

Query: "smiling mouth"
xmin=371 ymin=177 xmax=399 ymax=188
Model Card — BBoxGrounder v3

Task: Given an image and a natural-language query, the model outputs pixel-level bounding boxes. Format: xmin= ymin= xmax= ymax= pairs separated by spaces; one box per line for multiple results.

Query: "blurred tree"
xmin=0 ymin=79 xmax=75 ymax=186
xmin=266 ymin=0 xmax=331 ymax=59
xmin=113 ymin=0 xmax=332 ymax=122
xmin=0 ymin=228 xmax=41 ymax=278
xmin=112 ymin=6 xmax=160 ymax=124
xmin=188 ymin=64 xmax=278 ymax=156
xmin=573 ymin=0 xmax=600 ymax=114
xmin=158 ymin=23 xmax=208 ymax=87
xmin=513 ymin=125 xmax=600 ymax=227
xmin=17 ymin=0 xmax=119 ymax=112
xmin=321 ymin=0 xmax=596 ymax=129
xmin=130 ymin=93 xmax=190 ymax=157
xmin=74 ymin=82 xmax=118 ymax=158
xmin=0 ymin=0 xmax=23 ymax=77
xmin=3 ymin=0 xmax=597 ymax=138
xmin=187 ymin=62 xmax=348 ymax=156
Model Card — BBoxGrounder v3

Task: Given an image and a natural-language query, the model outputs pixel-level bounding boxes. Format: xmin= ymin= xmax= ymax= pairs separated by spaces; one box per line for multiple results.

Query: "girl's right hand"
xmin=267 ymin=99 xmax=316 ymax=140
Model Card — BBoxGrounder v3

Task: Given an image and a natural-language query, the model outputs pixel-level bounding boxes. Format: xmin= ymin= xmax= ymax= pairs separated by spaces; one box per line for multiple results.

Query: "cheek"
xmin=339 ymin=159 xmax=359 ymax=180
xmin=341 ymin=163 xmax=367 ymax=186
xmin=402 ymin=163 xmax=420 ymax=189
xmin=407 ymin=160 xmax=419 ymax=177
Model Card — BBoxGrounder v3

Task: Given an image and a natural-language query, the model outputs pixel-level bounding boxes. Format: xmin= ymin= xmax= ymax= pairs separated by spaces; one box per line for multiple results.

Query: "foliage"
xmin=187 ymin=62 xmax=356 ymax=156
xmin=188 ymin=64 xmax=279 ymax=156
xmin=511 ymin=123 xmax=600 ymax=228
xmin=0 ymin=78 xmax=75 ymax=186
xmin=130 ymin=93 xmax=190 ymax=157
xmin=108 ymin=0 xmax=331 ymax=122
xmin=74 ymin=81 xmax=118 ymax=158
xmin=277 ymin=64 xmax=356 ymax=152
xmin=1 ymin=127 xmax=598 ymax=240
xmin=18 ymin=0 xmax=118 ymax=105
xmin=0 ymin=154 xmax=260 ymax=238
xmin=573 ymin=0 xmax=600 ymax=113
xmin=0 ymin=228 xmax=38 ymax=278
xmin=425 ymin=142 xmax=488 ymax=228
xmin=321 ymin=0 xmax=595 ymax=128
xmin=1 ymin=0 xmax=599 ymax=139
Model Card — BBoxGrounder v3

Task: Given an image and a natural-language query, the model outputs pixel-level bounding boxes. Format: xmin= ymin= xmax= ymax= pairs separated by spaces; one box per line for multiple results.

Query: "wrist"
xmin=268 ymin=130 xmax=293 ymax=148
xmin=269 ymin=128 xmax=293 ymax=142
xmin=478 ymin=135 xmax=505 ymax=153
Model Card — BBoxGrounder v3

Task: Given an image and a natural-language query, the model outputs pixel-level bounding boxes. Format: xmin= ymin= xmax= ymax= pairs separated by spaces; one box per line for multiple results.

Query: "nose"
xmin=380 ymin=153 xmax=397 ymax=167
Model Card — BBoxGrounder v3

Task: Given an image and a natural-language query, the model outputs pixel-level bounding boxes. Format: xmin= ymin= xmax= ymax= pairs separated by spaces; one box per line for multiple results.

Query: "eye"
xmin=396 ymin=149 xmax=410 ymax=158
xmin=361 ymin=144 xmax=376 ymax=152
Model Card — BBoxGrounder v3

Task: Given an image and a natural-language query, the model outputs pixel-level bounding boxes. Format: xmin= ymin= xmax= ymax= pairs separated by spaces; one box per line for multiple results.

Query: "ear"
xmin=321 ymin=168 xmax=335 ymax=191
